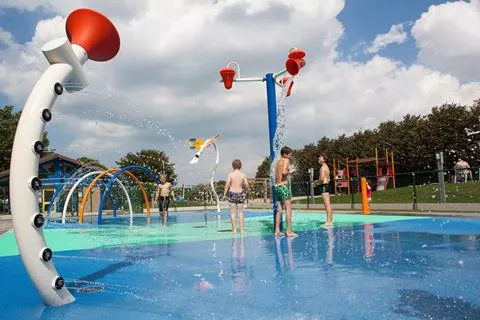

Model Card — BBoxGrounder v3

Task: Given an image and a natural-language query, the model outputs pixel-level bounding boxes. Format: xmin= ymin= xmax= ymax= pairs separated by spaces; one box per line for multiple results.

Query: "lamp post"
xmin=219 ymin=49 xmax=306 ymax=231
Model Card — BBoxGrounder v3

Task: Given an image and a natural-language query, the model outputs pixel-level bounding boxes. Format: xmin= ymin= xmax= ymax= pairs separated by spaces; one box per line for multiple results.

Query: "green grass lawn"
xmin=294 ymin=182 xmax=480 ymax=204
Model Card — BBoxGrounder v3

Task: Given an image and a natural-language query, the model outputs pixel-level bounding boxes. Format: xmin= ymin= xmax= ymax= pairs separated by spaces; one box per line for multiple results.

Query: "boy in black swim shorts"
xmin=312 ymin=153 xmax=333 ymax=227
xmin=154 ymin=175 xmax=174 ymax=226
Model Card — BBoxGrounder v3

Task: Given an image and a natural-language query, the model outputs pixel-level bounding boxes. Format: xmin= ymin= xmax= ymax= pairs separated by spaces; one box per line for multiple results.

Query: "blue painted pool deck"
xmin=0 ymin=211 xmax=479 ymax=320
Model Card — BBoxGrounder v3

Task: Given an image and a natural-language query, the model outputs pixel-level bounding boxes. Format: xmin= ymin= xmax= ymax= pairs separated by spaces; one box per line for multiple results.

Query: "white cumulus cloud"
xmin=1 ymin=0 xmax=480 ymax=184
xmin=412 ymin=0 xmax=480 ymax=81
xmin=366 ymin=23 xmax=408 ymax=54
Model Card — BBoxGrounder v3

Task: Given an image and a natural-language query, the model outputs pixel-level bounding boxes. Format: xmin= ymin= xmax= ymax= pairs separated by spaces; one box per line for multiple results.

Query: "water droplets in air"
xmin=270 ymin=76 xmax=296 ymax=184
xmin=56 ymin=86 xmax=190 ymax=152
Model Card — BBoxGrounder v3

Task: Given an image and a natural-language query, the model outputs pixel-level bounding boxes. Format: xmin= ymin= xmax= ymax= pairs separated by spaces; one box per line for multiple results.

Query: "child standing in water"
xmin=223 ymin=159 xmax=250 ymax=233
xmin=154 ymin=175 xmax=174 ymax=226
xmin=312 ymin=153 xmax=333 ymax=227
xmin=274 ymin=146 xmax=298 ymax=237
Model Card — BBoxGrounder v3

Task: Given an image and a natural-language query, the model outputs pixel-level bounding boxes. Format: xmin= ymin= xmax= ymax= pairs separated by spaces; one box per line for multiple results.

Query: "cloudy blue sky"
xmin=1 ymin=0 xmax=480 ymax=184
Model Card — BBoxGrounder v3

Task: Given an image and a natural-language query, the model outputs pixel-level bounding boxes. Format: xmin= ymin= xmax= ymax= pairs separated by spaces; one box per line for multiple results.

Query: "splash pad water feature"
xmin=9 ymin=8 xmax=120 ymax=306
xmin=219 ymin=49 xmax=306 ymax=229
xmin=47 ymin=165 xmax=159 ymax=226
xmin=189 ymin=135 xmax=221 ymax=212
xmin=4 ymin=7 xmax=480 ymax=320
xmin=60 ymin=170 xmax=134 ymax=225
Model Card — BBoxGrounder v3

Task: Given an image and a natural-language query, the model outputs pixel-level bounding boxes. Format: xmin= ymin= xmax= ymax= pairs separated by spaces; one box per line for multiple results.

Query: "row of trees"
xmin=256 ymin=102 xmax=480 ymax=183
xmin=3 ymin=101 xmax=479 ymax=187
xmin=0 ymin=106 xmax=50 ymax=171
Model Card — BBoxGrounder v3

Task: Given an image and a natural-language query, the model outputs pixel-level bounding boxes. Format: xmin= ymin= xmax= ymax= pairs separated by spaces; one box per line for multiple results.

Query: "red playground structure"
xmin=333 ymin=147 xmax=396 ymax=195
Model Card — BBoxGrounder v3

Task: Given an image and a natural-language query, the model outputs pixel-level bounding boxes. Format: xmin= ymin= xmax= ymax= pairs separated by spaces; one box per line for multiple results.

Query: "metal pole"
xmin=436 ymin=152 xmax=446 ymax=203
xmin=346 ymin=158 xmax=350 ymax=195
xmin=306 ymin=181 xmax=310 ymax=209
xmin=203 ymin=185 xmax=207 ymax=209
xmin=412 ymin=172 xmax=418 ymax=210
xmin=233 ymin=77 xmax=264 ymax=82
xmin=265 ymin=73 xmax=281 ymax=230
xmin=272 ymin=68 xmax=288 ymax=79
xmin=391 ymin=150 xmax=396 ymax=188
xmin=350 ymin=177 xmax=355 ymax=210
xmin=2 ymin=187 xmax=5 ymax=213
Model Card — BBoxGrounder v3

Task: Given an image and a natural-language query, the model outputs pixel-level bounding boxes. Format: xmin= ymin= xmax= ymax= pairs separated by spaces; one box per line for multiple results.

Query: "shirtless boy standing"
xmin=154 ymin=175 xmax=174 ymax=226
xmin=223 ymin=159 xmax=250 ymax=233
xmin=274 ymin=146 xmax=297 ymax=237
xmin=312 ymin=154 xmax=333 ymax=227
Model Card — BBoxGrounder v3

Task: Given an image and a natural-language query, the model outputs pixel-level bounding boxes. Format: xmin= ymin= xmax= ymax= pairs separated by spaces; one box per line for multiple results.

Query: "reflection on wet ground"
xmin=394 ymin=289 xmax=480 ymax=319
xmin=0 ymin=213 xmax=479 ymax=319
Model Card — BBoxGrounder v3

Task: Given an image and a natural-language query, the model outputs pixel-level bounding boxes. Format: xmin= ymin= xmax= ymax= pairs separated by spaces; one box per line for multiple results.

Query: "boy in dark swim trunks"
xmin=154 ymin=175 xmax=174 ymax=226
xmin=223 ymin=159 xmax=250 ymax=233
xmin=312 ymin=153 xmax=333 ymax=227
xmin=274 ymin=146 xmax=297 ymax=237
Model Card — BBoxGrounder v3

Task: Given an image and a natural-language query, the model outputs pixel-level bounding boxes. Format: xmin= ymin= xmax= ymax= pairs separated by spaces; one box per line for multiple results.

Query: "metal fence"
xmin=1 ymin=167 xmax=478 ymax=215
xmin=287 ymin=166 xmax=480 ymax=209
xmin=169 ymin=167 xmax=479 ymax=210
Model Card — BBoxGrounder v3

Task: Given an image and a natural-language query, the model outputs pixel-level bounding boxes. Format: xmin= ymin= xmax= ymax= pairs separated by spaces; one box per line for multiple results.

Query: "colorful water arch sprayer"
xmin=189 ymin=135 xmax=221 ymax=212
xmin=46 ymin=165 xmax=91 ymax=217
xmin=8 ymin=8 xmax=120 ymax=306
xmin=61 ymin=170 xmax=134 ymax=225
xmin=45 ymin=168 xmax=133 ymax=225
xmin=219 ymin=49 xmax=306 ymax=230
xmin=97 ymin=165 xmax=161 ymax=224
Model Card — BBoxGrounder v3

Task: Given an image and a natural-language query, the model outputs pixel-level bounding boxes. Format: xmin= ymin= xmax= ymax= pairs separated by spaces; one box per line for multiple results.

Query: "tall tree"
xmin=0 ymin=105 xmax=50 ymax=171
xmin=255 ymin=156 xmax=270 ymax=178
xmin=424 ymin=104 xmax=477 ymax=168
xmin=116 ymin=149 xmax=176 ymax=183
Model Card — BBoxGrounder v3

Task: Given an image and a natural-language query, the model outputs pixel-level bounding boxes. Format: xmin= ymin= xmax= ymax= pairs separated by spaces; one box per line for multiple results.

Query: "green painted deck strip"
xmin=0 ymin=213 xmax=423 ymax=258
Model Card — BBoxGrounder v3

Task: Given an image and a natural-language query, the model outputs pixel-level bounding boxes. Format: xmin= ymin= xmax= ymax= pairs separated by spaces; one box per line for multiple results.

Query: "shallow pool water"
xmin=0 ymin=211 xmax=479 ymax=319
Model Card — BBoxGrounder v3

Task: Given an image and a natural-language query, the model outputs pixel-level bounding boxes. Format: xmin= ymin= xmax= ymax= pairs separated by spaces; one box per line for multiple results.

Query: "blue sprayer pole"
xmin=265 ymin=73 xmax=282 ymax=231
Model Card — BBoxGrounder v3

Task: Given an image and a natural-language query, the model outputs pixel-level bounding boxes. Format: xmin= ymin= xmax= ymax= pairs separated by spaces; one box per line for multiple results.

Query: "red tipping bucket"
xmin=66 ymin=8 xmax=120 ymax=62
xmin=286 ymin=58 xmax=305 ymax=76
xmin=279 ymin=76 xmax=294 ymax=97
xmin=220 ymin=67 xmax=236 ymax=90
xmin=288 ymin=49 xmax=305 ymax=59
